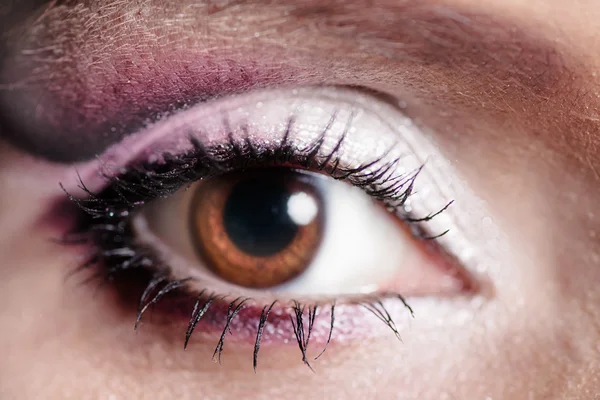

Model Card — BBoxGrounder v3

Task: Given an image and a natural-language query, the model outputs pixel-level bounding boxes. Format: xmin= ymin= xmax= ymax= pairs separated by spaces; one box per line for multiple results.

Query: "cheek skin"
xmin=0 ymin=145 xmax=598 ymax=399
xmin=424 ymin=111 xmax=600 ymax=396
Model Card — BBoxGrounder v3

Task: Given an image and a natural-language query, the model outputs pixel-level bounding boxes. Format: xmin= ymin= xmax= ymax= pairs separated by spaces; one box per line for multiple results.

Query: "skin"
xmin=1 ymin=0 xmax=600 ymax=399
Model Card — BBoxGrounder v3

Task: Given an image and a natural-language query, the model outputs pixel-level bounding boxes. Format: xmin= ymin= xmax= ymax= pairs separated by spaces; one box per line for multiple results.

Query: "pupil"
xmin=222 ymin=175 xmax=300 ymax=256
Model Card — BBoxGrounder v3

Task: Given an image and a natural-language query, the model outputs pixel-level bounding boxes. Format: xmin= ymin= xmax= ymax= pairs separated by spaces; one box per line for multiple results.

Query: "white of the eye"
xmin=274 ymin=177 xmax=419 ymax=295
xmin=287 ymin=191 xmax=318 ymax=226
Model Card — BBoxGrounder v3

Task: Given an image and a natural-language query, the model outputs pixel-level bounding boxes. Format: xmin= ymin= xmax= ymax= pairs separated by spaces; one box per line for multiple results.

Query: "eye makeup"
xmin=60 ymin=86 xmax=475 ymax=369
xmin=62 ymin=87 xmax=421 ymax=194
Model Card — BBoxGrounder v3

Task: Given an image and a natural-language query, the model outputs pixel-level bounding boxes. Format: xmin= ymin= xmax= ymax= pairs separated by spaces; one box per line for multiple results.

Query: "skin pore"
xmin=1 ymin=0 xmax=600 ymax=399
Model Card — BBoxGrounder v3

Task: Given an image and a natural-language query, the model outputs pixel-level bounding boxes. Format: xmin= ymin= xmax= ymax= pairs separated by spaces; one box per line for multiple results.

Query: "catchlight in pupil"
xmin=190 ymin=169 xmax=325 ymax=289
xmin=222 ymin=177 xmax=300 ymax=256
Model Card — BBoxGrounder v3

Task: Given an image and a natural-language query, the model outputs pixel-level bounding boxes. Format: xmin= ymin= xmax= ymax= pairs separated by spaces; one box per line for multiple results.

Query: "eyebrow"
xmin=0 ymin=0 xmax=595 ymax=163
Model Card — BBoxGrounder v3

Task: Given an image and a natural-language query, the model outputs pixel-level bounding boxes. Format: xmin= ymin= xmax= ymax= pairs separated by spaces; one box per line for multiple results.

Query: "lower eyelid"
xmin=122 ymin=284 xmax=415 ymax=356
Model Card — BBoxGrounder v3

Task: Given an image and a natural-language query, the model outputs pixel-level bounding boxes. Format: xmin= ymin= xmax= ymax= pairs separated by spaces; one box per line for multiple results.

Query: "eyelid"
xmin=61 ymin=86 xmax=418 ymax=196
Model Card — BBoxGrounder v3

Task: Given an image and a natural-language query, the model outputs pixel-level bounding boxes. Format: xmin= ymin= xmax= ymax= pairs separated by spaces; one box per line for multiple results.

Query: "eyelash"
xmin=60 ymin=116 xmax=444 ymax=369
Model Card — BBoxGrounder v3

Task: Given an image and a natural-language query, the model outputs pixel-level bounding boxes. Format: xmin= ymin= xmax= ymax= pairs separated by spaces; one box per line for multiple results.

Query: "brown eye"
xmin=190 ymin=169 xmax=325 ymax=289
xmin=139 ymin=150 xmax=453 ymax=297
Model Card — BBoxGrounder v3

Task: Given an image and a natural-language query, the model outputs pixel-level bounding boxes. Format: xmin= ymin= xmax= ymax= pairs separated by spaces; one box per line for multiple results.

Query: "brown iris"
xmin=190 ymin=169 xmax=325 ymax=289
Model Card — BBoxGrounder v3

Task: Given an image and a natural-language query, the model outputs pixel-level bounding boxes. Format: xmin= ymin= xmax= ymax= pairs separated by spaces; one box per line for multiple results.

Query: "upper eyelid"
xmin=63 ymin=87 xmax=460 ymax=259
xmin=58 ymin=87 xmax=420 ymax=195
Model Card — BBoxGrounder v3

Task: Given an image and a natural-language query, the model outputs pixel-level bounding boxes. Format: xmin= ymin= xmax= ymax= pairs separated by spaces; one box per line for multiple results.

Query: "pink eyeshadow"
xmin=0 ymin=48 xmax=324 ymax=163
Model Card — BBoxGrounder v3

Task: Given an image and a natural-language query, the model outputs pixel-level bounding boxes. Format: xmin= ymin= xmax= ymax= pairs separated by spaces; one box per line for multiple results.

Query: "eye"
xmin=139 ymin=167 xmax=456 ymax=296
xmin=63 ymin=86 xmax=474 ymax=367
xmin=179 ymin=169 xmax=326 ymax=290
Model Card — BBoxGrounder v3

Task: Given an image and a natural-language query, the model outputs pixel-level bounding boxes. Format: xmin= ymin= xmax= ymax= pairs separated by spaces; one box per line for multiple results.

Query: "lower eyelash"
xmin=59 ymin=118 xmax=439 ymax=368
xmin=60 ymin=219 xmax=415 ymax=369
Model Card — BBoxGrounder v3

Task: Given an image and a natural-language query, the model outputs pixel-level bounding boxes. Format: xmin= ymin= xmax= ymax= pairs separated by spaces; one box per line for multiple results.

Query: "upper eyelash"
xmin=65 ymin=116 xmax=422 ymax=218
xmin=59 ymin=116 xmax=441 ymax=368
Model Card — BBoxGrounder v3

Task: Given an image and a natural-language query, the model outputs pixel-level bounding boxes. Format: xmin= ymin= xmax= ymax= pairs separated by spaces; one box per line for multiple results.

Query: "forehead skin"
xmin=0 ymin=0 xmax=600 ymax=171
